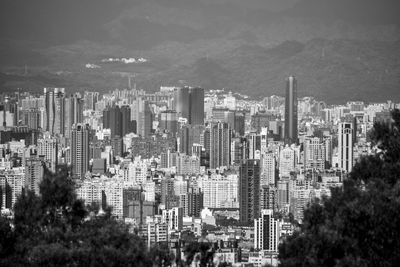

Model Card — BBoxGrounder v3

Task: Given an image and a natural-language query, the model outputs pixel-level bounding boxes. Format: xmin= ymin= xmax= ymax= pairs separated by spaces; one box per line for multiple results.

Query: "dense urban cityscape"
xmin=0 ymin=76 xmax=397 ymax=265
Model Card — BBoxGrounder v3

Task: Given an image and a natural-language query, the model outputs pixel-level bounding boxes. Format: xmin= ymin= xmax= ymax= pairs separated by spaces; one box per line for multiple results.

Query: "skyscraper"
xmin=174 ymin=87 xmax=190 ymax=121
xmin=71 ymin=123 xmax=90 ymax=179
xmin=174 ymin=86 xmax=204 ymax=125
xmin=44 ymin=87 xmax=65 ymax=135
xmin=239 ymin=159 xmax=261 ymax=225
xmin=103 ymin=105 xmax=135 ymax=138
xmin=338 ymin=122 xmax=354 ymax=173
xmin=189 ymin=87 xmax=204 ymax=125
xmin=209 ymin=122 xmax=231 ymax=169
xmin=64 ymin=93 xmax=84 ymax=139
xmin=284 ymin=76 xmax=298 ymax=144
xmin=135 ymin=98 xmax=152 ymax=137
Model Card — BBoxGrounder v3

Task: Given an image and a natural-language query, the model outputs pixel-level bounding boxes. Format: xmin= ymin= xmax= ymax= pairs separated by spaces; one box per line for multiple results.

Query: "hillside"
xmin=153 ymin=39 xmax=400 ymax=103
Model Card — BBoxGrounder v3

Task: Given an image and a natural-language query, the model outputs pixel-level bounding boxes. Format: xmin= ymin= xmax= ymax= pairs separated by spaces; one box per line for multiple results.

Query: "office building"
xmin=44 ymin=87 xmax=65 ymax=135
xmin=25 ymin=158 xmax=44 ymax=195
xmin=239 ymin=159 xmax=261 ymax=225
xmin=174 ymin=87 xmax=204 ymax=125
xmin=189 ymin=87 xmax=205 ymax=125
xmin=338 ymin=122 xmax=354 ymax=173
xmin=254 ymin=209 xmax=280 ymax=252
xmin=209 ymin=122 xmax=231 ymax=169
xmin=64 ymin=94 xmax=84 ymax=139
xmin=71 ymin=124 xmax=90 ymax=179
xmin=37 ymin=132 xmax=58 ymax=172
xmin=179 ymin=187 xmax=204 ymax=217
xmin=260 ymin=185 xmax=277 ymax=212
xmin=261 ymin=152 xmax=276 ymax=186
xmin=303 ymin=136 xmax=326 ymax=171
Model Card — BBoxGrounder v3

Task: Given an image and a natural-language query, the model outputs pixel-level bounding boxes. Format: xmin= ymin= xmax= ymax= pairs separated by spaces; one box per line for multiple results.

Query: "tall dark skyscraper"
xmin=71 ymin=123 xmax=90 ymax=179
xmin=64 ymin=94 xmax=84 ymax=139
xmin=189 ymin=87 xmax=204 ymax=125
xmin=174 ymin=86 xmax=204 ymax=125
xmin=239 ymin=159 xmax=261 ymax=225
xmin=284 ymin=76 xmax=298 ymax=144
xmin=209 ymin=122 xmax=231 ymax=169
xmin=103 ymin=105 xmax=135 ymax=138
xmin=174 ymin=87 xmax=190 ymax=121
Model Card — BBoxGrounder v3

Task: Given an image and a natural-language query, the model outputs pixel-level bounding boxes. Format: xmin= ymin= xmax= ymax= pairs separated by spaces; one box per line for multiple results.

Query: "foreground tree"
xmin=278 ymin=109 xmax=400 ymax=266
xmin=2 ymin=166 xmax=151 ymax=266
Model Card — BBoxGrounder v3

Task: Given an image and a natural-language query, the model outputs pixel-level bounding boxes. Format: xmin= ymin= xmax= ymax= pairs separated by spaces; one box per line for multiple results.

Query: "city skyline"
xmin=0 ymin=1 xmax=399 ymax=265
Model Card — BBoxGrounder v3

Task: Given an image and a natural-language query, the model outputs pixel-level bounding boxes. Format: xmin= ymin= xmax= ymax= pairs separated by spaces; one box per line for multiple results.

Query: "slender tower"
xmin=284 ymin=76 xmax=298 ymax=144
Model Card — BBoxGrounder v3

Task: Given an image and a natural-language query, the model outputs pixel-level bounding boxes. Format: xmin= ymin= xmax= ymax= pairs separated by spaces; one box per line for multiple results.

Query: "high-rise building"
xmin=284 ymin=76 xmax=298 ymax=144
xmin=174 ymin=87 xmax=204 ymax=125
xmin=103 ymin=105 xmax=135 ymax=138
xmin=210 ymin=122 xmax=231 ymax=169
xmin=261 ymin=152 xmax=276 ymax=186
xmin=197 ymin=174 xmax=238 ymax=209
xmin=21 ymin=108 xmax=40 ymax=130
xmin=178 ymin=125 xmax=203 ymax=156
xmin=37 ymin=132 xmax=58 ymax=172
xmin=44 ymin=87 xmax=65 ymax=135
xmin=174 ymin=87 xmax=190 ymax=122
xmin=162 ymin=207 xmax=183 ymax=231
xmin=279 ymin=146 xmax=296 ymax=178
xmin=234 ymin=112 xmax=245 ymax=136
xmin=303 ymin=136 xmax=326 ymax=171
xmin=254 ymin=209 xmax=280 ymax=252
xmin=64 ymin=94 xmax=84 ymax=139
xmin=136 ymin=98 xmax=152 ymax=137
xmin=71 ymin=124 xmax=90 ymax=179
xmin=159 ymin=110 xmax=178 ymax=135
xmin=338 ymin=122 xmax=354 ymax=173
xmin=83 ymin=91 xmax=99 ymax=111
xmin=260 ymin=185 xmax=277 ymax=211
xmin=247 ymin=132 xmax=261 ymax=160
xmin=277 ymin=179 xmax=290 ymax=210
xmin=189 ymin=87 xmax=205 ymax=125
xmin=239 ymin=159 xmax=261 ymax=225
xmin=25 ymin=158 xmax=44 ymax=195
xmin=179 ymin=187 xmax=204 ymax=217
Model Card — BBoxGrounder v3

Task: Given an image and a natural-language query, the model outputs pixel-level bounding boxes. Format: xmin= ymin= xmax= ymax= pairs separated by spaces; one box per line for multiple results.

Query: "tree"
xmin=2 ymin=165 xmax=151 ymax=266
xmin=278 ymin=109 xmax=400 ymax=266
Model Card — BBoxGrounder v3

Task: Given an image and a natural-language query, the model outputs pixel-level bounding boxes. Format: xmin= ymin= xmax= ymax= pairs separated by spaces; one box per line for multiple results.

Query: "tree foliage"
xmin=1 ymin=166 xmax=152 ymax=266
xmin=278 ymin=109 xmax=400 ymax=266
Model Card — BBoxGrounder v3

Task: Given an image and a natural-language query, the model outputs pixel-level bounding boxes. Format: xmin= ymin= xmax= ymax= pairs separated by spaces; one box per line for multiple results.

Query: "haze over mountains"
xmin=0 ymin=0 xmax=399 ymax=103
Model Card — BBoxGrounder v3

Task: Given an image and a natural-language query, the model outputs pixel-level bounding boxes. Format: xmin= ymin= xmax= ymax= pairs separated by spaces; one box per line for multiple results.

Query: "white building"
xmin=197 ymin=174 xmax=238 ymax=208
xmin=254 ymin=209 xmax=280 ymax=252
xmin=162 ymin=207 xmax=183 ymax=231
xmin=338 ymin=122 xmax=354 ymax=173
xmin=279 ymin=146 xmax=296 ymax=178
xmin=261 ymin=152 xmax=276 ymax=186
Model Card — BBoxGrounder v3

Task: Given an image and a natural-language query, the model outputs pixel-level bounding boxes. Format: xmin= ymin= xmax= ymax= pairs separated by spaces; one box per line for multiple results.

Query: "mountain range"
xmin=0 ymin=0 xmax=399 ymax=103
